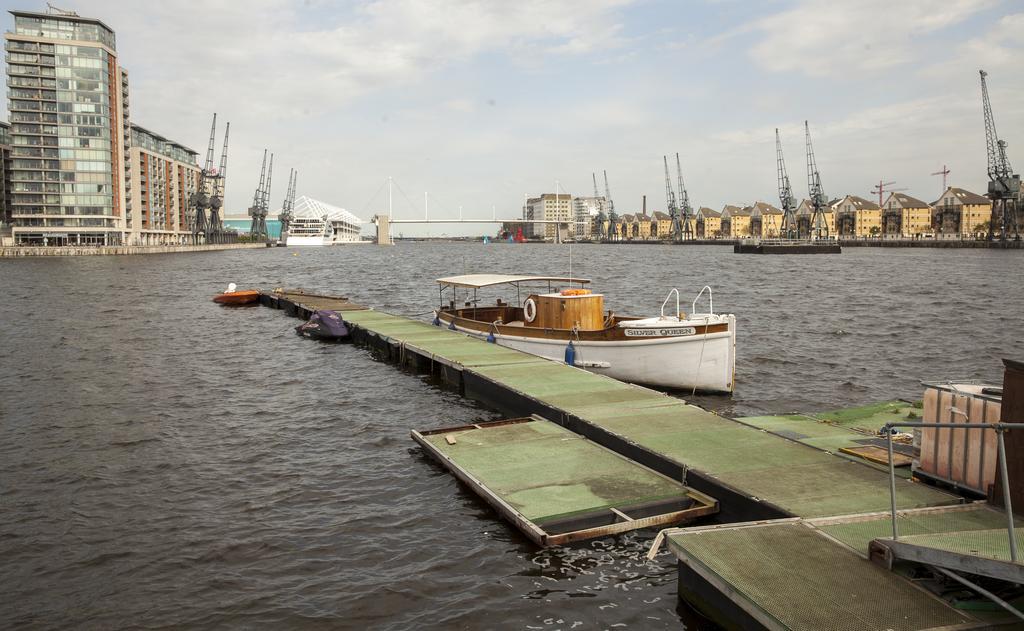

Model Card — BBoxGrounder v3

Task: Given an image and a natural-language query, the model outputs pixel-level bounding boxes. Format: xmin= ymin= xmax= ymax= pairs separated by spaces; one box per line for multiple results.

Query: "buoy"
xmin=486 ymin=330 xmax=496 ymax=343
xmin=432 ymin=312 xmax=441 ymax=326
xmin=448 ymin=320 xmax=457 ymax=330
xmin=564 ymin=340 xmax=576 ymax=366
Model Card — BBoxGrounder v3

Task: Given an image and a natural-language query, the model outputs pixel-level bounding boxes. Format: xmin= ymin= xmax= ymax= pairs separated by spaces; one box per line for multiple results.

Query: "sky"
xmin=6 ymin=0 xmax=1023 ymax=235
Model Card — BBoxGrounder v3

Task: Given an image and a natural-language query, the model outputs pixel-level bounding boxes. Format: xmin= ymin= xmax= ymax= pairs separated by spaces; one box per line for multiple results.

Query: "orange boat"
xmin=213 ymin=283 xmax=260 ymax=305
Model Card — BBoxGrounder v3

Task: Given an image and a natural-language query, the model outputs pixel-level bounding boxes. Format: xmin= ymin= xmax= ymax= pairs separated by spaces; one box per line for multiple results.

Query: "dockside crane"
xmin=663 ymin=155 xmax=680 ymax=240
xmin=805 ymin=121 xmax=830 ymax=239
xmin=208 ymin=122 xmax=229 ymax=243
xmin=248 ymin=150 xmax=269 ymax=241
xmin=256 ymin=153 xmax=274 ymax=241
xmin=191 ymin=113 xmax=217 ymax=242
xmin=592 ymin=172 xmax=606 ymax=239
xmin=279 ymin=169 xmax=297 ymax=239
xmin=776 ymin=129 xmax=798 ymax=239
xmin=676 ymin=153 xmax=694 ymax=240
xmin=979 ymin=69 xmax=1021 ymax=241
xmin=604 ymin=170 xmax=618 ymax=239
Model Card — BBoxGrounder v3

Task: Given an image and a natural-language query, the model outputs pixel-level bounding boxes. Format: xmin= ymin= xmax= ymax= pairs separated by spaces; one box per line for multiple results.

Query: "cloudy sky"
xmin=10 ymin=0 xmax=1022 ymax=235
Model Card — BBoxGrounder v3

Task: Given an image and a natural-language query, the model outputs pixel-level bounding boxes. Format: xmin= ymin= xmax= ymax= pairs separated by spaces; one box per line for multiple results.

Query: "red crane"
xmin=931 ymin=165 xmax=950 ymax=193
xmin=870 ymin=180 xmax=907 ymax=206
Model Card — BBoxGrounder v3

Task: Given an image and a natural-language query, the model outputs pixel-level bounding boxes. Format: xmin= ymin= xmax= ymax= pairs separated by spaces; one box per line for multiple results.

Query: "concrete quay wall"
xmin=838 ymin=238 xmax=1022 ymax=248
xmin=0 ymin=243 xmax=268 ymax=258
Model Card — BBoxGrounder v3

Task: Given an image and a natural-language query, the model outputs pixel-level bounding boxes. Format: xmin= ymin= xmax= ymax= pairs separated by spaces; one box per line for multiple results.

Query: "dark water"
xmin=1 ymin=244 xmax=1021 ymax=629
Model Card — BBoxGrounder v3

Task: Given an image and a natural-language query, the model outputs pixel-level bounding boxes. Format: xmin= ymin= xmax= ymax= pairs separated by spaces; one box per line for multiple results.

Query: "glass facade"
xmin=6 ymin=11 xmax=122 ymax=245
xmin=13 ymin=14 xmax=115 ymax=49
xmin=130 ymin=126 xmax=198 ymax=165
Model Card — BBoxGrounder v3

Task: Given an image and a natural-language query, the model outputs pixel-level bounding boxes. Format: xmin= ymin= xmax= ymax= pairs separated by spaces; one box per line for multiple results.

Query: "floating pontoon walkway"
xmin=257 ymin=289 xmax=978 ymax=630
xmin=664 ymin=503 xmax=1021 ymax=629
xmin=258 ymin=289 xmax=957 ymax=521
xmin=412 ymin=416 xmax=717 ymax=546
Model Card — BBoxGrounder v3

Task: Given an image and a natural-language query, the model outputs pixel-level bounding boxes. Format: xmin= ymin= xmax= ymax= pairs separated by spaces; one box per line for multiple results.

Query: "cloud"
xmin=926 ymin=11 xmax=1024 ymax=77
xmin=54 ymin=0 xmax=635 ymax=219
xmin=737 ymin=0 xmax=996 ymax=77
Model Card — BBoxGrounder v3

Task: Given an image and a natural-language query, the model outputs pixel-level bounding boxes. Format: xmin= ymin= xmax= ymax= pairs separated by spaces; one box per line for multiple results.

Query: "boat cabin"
xmin=437 ymin=274 xmax=616 ymax=332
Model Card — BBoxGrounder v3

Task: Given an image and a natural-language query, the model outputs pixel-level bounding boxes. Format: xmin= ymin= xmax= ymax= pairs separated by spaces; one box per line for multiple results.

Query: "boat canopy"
xmin=437 ymin=274 xmax=591 ymax=289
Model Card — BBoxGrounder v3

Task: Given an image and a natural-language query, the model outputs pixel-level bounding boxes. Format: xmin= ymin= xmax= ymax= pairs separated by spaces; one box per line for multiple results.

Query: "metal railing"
xmin=883 ymin=421 xmax=1023 ymax=561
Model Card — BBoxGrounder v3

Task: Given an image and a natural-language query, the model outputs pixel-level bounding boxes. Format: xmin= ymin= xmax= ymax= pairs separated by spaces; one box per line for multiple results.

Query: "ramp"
xmin=667 ymin=521 xmax=978 ymax=631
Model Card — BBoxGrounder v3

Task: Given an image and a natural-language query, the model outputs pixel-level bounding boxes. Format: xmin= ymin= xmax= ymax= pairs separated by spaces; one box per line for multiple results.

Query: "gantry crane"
xmin=776 ymin=129 xmax=798 ymax=239
xmin=663 ymin=155 xmax=681 ymax=240
xmin=208 ymin=122 xmax=229 ymax=243
xmin=604 ymin=170 xmax=618 ymax=239
xmin=676 ymin=153 xmax=694 ymax=240
xmin=979 ymin=69 xmax=1021 ymax=241
xmin=257 ymin=153 xmax=273 ymax=241
xmin=279 ymin=168 xmax=297 ymax=241
xmin=805 ymin=121 xmax=830 ymax=239
xmin=248 ymin=150 xmax=269 ymax=241
xmin=191 ymin=113 xmax=216 ymax=242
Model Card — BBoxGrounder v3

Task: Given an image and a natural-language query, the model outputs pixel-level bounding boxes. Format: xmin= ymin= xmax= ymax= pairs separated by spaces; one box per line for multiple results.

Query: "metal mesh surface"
xmin=817 ymin=505 xmax=1010 ymax=555
xmin=671 ymin=523 xmax=972 ymax=631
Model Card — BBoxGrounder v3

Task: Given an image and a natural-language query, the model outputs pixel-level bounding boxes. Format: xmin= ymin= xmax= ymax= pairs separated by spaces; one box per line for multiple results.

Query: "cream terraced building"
xmin=881 ymin=192 xmax=932 ymax=237
xmin=696 ymin=207 xmax=721 ymax=238
xmin=932 ymin=186 xmax=992 ymax=237
xmin=835 ymin=195 xmax=881 ymax=237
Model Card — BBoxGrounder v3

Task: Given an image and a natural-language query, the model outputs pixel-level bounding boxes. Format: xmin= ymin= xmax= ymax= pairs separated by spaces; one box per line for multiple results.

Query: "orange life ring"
xmin=560 ymin=288 xmax=592 ymax=296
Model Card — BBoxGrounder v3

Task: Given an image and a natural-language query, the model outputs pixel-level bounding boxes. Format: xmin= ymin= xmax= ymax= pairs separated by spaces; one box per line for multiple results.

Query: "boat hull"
xmin=213 ymin=290 xmax=260 ymax=305
xmin=285 ymin=235 xmax=328 ymax=246
xmin=446 ymin=317 xmax=736 ymax=393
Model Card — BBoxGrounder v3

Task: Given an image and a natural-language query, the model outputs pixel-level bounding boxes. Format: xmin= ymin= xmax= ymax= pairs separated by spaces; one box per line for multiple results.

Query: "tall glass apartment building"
xmin=5 ymin=10 xmax=128 ymax=245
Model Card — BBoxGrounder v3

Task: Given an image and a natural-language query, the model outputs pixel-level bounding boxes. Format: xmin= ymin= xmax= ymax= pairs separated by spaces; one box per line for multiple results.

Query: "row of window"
xmin=10 ymin=88 xmax=57 ymax=99
xmin=10 ymin=170 xmax=111 ymax=183
xmin=10 ymin=100 xmax=58 ymax=112
xmin=55 ymin=67 xmax=108 ymax=82
xmin=9 ymin=104 xmax=110 ymax=121
xmin=10 ymin=112 xmax=58 ymax=124
xmin=9 ymin=64 xmax=56 ymax=77
xmin=13 ymin=192 xmax=112 ymax=205
xmin=9 ymin=52 xmax=43 ymax=63
xmin=53 ymin=45 xmax=106 ymax=59
xmin=57 ymin=114 xmax=109 ymax=127
xmin=6 ymin=40 xmax=56 ymax=53
xmin=58 ymin=159 xmax=111 ymax=172
xmin=12 ymin=182 xmax=110 ymax=194
xmin=13 ymin=216 xmax=115 ymax=226
xmin=54 ymin=56 xmax=106 ymax=70
xmin=9 ymin=76 xmax=57 ymax=88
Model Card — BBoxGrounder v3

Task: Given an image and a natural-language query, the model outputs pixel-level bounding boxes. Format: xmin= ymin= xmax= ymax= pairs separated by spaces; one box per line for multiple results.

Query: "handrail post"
xmin=996 ymin=428 xmax=1017 ymax=562
xmin=660 ymin=288 xmax=679 ymax=319
xmin=887 ymin=425 xmax=898 ymax=539
xmin=691 ymin=285 xmax=713 ymax=315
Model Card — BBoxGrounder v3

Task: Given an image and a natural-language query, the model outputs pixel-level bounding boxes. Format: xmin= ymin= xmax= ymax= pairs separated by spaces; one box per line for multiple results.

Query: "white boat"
xmin=434 ymin=275 xmax=736 ymax=393
xmin=285 ymin=196 xmax=363 ymax=246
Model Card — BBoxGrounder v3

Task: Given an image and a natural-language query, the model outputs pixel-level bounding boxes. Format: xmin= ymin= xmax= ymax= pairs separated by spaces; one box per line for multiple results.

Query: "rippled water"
xmin=1 ymin=244 xmax=1021 ymax=629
